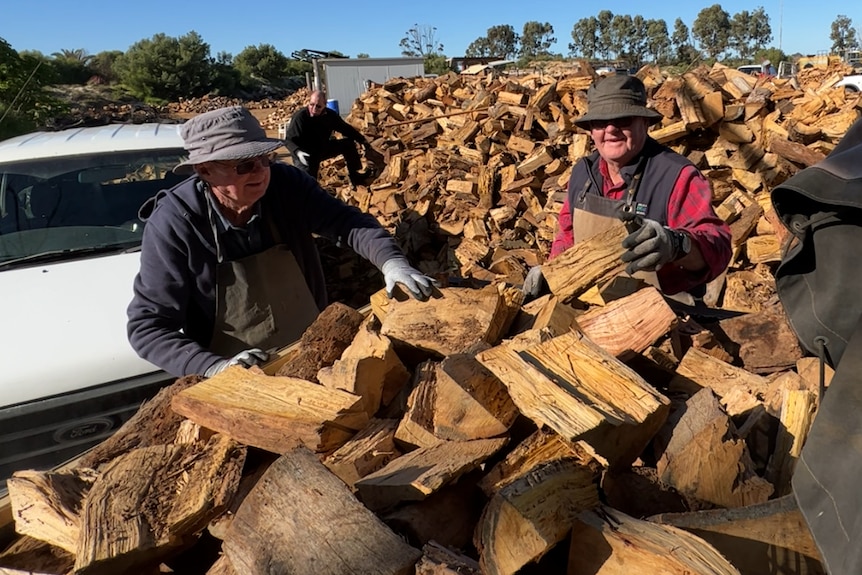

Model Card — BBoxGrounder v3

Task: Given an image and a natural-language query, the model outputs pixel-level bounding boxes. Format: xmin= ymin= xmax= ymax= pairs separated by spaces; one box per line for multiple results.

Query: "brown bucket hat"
xmin=573 ymin=74 xmax=663 ymax=129
xmin=174 ymin=106 xmax=284 ymax=175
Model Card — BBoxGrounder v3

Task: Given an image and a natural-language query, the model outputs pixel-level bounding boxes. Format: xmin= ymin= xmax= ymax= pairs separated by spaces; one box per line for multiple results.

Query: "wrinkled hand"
xmin=522 ymin=265 xmax=547 ymax=300
xmin=204 ymin=348 xmax=270 ymax=378
xmin=296 ymin=150 xmax=310 ymax=166
xmin=381 ymin=257 xmax=437 ymax=301
xmin=620 ymin=218 xmax=680 ymax=274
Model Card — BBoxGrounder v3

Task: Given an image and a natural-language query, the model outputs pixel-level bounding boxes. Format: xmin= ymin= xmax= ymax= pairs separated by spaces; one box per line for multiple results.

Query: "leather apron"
xmin=206 ymin=199 xmax=320 ymax=357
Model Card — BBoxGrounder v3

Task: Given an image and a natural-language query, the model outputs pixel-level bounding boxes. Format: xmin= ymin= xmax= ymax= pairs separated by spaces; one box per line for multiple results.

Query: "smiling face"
xmin=590 ymin=116 xmax=649 ymax=169
xmin=196 ymin=155 xmax=273 ymax=221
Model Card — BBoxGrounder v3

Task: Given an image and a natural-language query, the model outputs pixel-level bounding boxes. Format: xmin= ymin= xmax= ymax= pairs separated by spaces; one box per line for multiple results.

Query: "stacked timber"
xmin=0 ymin=250 xmax=830 ymax=573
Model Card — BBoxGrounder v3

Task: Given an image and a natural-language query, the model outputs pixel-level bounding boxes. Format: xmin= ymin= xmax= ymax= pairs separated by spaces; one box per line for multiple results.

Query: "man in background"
xmin=284 ymin=90 xmax=381 ymax=185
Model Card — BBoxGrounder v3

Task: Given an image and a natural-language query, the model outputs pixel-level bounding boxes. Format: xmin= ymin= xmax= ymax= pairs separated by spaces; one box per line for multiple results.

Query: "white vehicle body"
xmin=837 ymin=74 xmax=862 ymax=92
xmin=0 ymin=123 xmax=187 ymax=489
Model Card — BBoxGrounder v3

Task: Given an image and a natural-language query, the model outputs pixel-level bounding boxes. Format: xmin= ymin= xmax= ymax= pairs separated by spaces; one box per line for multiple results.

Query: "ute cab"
xmin=0 ymin=123 xmax=188 ymax=491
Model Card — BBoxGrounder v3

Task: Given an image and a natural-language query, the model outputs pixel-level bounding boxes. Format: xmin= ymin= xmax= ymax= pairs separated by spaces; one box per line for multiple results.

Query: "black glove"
xmin=204 ymin=348 xmax=270 ymax=378
xmin=620 ymin=218 xmax=682 ymax=274
xmin=522 ymin=265 xmax=547 ymax=300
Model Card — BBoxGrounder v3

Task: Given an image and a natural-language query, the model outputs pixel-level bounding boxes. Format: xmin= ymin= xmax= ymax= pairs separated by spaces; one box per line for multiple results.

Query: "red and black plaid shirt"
xmin=550 ymin=159 xmax=731 ymax=295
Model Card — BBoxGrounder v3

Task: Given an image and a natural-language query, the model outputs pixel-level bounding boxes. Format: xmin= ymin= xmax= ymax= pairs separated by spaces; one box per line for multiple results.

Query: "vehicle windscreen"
xmin=0 ymin=149 xmax=186 ymax=267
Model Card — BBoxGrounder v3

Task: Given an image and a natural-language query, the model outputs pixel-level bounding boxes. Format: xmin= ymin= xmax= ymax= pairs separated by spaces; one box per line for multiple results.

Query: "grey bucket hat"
xmin=173 ymin=106 xmax=284 ymax=175
xmin=573 ymin=74 xmax=663 ymax=129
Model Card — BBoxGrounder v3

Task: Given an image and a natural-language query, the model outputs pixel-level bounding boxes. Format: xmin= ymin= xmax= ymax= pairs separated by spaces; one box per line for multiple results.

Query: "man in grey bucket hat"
xmin=523 ymin=74 xmax=731 ymax=302
xmin=128 ymin=106 xmax=435 ymax=378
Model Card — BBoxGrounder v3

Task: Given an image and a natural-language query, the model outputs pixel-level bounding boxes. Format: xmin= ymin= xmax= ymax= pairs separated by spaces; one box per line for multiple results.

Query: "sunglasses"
xmin=589 ymin=117 xmax=636 ymax=130
xmin=213 ymin=153 xmax=277 ymax=175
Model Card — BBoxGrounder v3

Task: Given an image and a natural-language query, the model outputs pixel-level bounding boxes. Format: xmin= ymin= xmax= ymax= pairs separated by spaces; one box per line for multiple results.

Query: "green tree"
xmin=0 ymin=38 xmax=63 ymax=139
xmin=114 ymin=31 xmax=215 ymax=102
xmin=628 ymin=16 xmax=650 ymax=67
xmin=89 ymin=50 xmax=123 ymax=82
xmin=467 ymin=24 xmax=519 ymax=59
xmin=569 ymin=16 xmax=600 ymax=59
xmin=609 ymin=14 xmax=634 ymax=59
xmin=49 ymin=48 xmax=93 ymax=84
xmin=234 ymin=44 xmax=291 ymax=86
xmin=692 ymin=4 xmax=731 ymax=59
xmin=597 ymin=10 xmax=615 ymax=61
xmin=424 ymin=53 xmax=449 ymax=75
xmin=520 ymin=21 xmax=556 ymax=59
xmin=645 ymin=19 xmax=670 ymax=64
xmin=729 ymin=8 xmax=772 ymax=60
xmin=357 ymin=53 xmax=370 ymax=58
xmin=465 ymin=37 xmax=493 ymax=57
xmin=830 ymin=15 xmax=859 ymax=52
xmin=671 ymin=18 xmax=699 ymax=64
xmin=399 ymin=24 xmax=444 ymax=57
xmin=748 ymin=8 xmax=773 ymax=54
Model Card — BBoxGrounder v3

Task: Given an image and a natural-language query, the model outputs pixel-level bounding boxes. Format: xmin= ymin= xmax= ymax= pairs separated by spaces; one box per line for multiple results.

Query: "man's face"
xmin=590 ymin=116 xmax=648 ymax=166
xmin=198 ymin=155 xmax=274 ymax=211
xmin=308 ymin=96 xmax=326 ymax=117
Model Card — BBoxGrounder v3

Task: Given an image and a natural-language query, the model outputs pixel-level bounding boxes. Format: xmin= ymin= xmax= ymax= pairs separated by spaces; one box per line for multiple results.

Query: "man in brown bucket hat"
xmin=523 ymin=74 xmax=731 ymax=301
xmin=127 ymin=106 xmax=435 ymax=378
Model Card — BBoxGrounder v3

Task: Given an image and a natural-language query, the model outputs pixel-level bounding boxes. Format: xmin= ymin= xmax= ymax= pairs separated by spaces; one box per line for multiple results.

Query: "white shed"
xmin=320 ymin=57 xmax=425 ymax=116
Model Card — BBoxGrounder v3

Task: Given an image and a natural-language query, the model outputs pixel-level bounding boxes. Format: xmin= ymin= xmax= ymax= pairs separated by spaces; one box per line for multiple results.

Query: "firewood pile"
xmin=2 ymin=63 xmax=857 ymax=574
xmin=160 ymin=88 xmax=311 ymax=132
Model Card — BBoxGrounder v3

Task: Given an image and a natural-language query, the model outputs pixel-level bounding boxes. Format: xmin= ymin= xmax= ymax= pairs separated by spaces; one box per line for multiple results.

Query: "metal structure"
xmin=319 ymin=57 xmax=425 ymax=116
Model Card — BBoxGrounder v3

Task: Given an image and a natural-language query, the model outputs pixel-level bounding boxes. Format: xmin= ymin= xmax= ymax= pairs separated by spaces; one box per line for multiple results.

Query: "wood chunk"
xmin=172 ymin=365 xmax=368 ymax=454
xmin=475 ymin=458 xmax=601 ymax=575
xmin=355 ymin=438 xmax=507 ymax=512
xmin=378 ymin=285 xmax=510 ymax=358
xmin=651 ymin=495 xmax=824 ymax=574
xmin=479 ymin=428 xmax=602 ymax=497
xmin=317 ymin=318 xmax=410 ymax=416
xmin=655 ymin=388 xmax=773 ymax=509
xmin=718 ymin=302 xmax=804 ymax=373
xmin=569 ymin=507 xmax=741 ymax=575
xmin=509 ymin=294 xmax=578 ymax=337
xmin=796 ymin=356 xmax=834 ymax=391
xmin=76 ymin=436 xmax=244 ymax=574
xmin=274 ymin=302 xmax=365 ymax=382
xmin=395 ymin=362 xmax=446 ymax=449
xmin=765 ymin=390 xmax=817 ymax=497
xmin=767 ymin=133 xmax=826 ymax=167
xmin=0 ymin=535 xmax=74 ymax=574
xmin=477 ymin=330 xmax=670 ymax=468
xmin=223 ymin=446 xmax=420 ymax=575
xmin=431 ymin=354 xmax=518 ymax=441
xmin=415 ymin=541 xmax=481 ymax=575
xmin=602 ymin=466 xmax=694 ymax=519
xmin=7 ymin=469 xmax=96 ymax=553
xmin=78 ymin=375 xmax=202 ymax=470
xmin=576 ymin=286 xmax=677 ymax=358
xmin=542 ymin=222 xmax=629 ymax=301
xmin=746 ymin=234 xmax=782 ymax=263
xmin=323 ymin=418 xmax=401 ymax=489
xmin=669 ymin=346 xmax=770 ymax=399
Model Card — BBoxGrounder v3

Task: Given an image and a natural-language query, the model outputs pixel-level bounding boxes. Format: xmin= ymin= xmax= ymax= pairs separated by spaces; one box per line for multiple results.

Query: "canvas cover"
xmin=771 ymin=117 xmax=862 ymax=575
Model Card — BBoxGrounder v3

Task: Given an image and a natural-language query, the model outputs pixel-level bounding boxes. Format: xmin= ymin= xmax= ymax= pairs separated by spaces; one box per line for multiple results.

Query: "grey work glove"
xmin=204 ymin=348 xmax=270 ymax=378
xmin=381 ymin=257 xmax=436 ymax=301
xmin=522 ymin=265 xmax=547 ymax=300
xmin=620 ymin=218 xmax=680 ymax=275
xmin=295 ymin=150 xmax=310 ymax=166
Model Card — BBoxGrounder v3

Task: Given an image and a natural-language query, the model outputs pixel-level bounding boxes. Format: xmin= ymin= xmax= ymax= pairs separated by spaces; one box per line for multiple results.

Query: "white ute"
xmin=0 ymin=123 xmax=187 ymax=490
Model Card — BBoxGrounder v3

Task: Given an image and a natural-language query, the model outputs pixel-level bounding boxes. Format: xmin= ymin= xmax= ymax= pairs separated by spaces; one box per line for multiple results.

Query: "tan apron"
xmin=206 ymin=201 xmax=320 ymax=357
xmin=572 ymin=168 xmax=696 ymax=305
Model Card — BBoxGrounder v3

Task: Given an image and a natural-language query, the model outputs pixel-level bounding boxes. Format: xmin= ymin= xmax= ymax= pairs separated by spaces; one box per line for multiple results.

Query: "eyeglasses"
xmin=589 ymin=117 xmax=636 ymax=130
xmin=213 ymin=153 xmax=276 ymax=175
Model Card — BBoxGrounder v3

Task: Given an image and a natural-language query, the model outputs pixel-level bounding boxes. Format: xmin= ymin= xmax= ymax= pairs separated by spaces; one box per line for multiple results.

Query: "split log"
xmin=568 ymin=506 xmax=741 ymax=575
xmin=415 ymin=541 xmax=481 ymax=575
xmin=322 ymin=418 xmax=401 ymax=489
xmin=355 ymin=438 xmax=507 ymax=512
xmin=0 ymin=536 xmax=74 ymax=574
xmin=477 ymin=330 xmax=670 ymax=468
xmin=475 ymin=458 xmax=601 ymax=575
xmin=652 ymin=495 xmax=824 ymax=575
xmin=375 ymin=285 xmax=512 ymax=358
xmin=541 ymin=221 xmax=629 ymax=301
xmin=171 ymin=365 xmax=369 ymax=454
xmin=669 ymin=346 xmax=770 ymax=400
xmin=718 ymin=302 xmax=804 ymax=373
xmin=575 ymin=286 xmax=677 ymax=358
xmin=223 ymin=446 xmax=421 ymax=575
xmin=654 ymin=388 xmax=773 ymax=508
xmin=764 ymin=389 xmax=817 ymax=496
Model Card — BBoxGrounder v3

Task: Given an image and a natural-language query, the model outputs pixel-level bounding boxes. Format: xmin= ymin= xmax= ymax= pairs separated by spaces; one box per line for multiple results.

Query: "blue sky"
xmin=2 ymin=0 xmax=856 ymax=61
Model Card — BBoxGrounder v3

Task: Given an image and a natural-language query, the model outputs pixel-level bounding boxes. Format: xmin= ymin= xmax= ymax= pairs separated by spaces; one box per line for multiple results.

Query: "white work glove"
xmin=620 ymin=218 xmax=681 ymax=274
xmin=204 ymin=348 xmax=270 ymax=378
xmin=295 ymin=150 xmax=310 ymax=166
xmin=381 ymin=257 xmax=437 ymax=301
xmin=522 ymin=265 xmax=547 ymax=300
